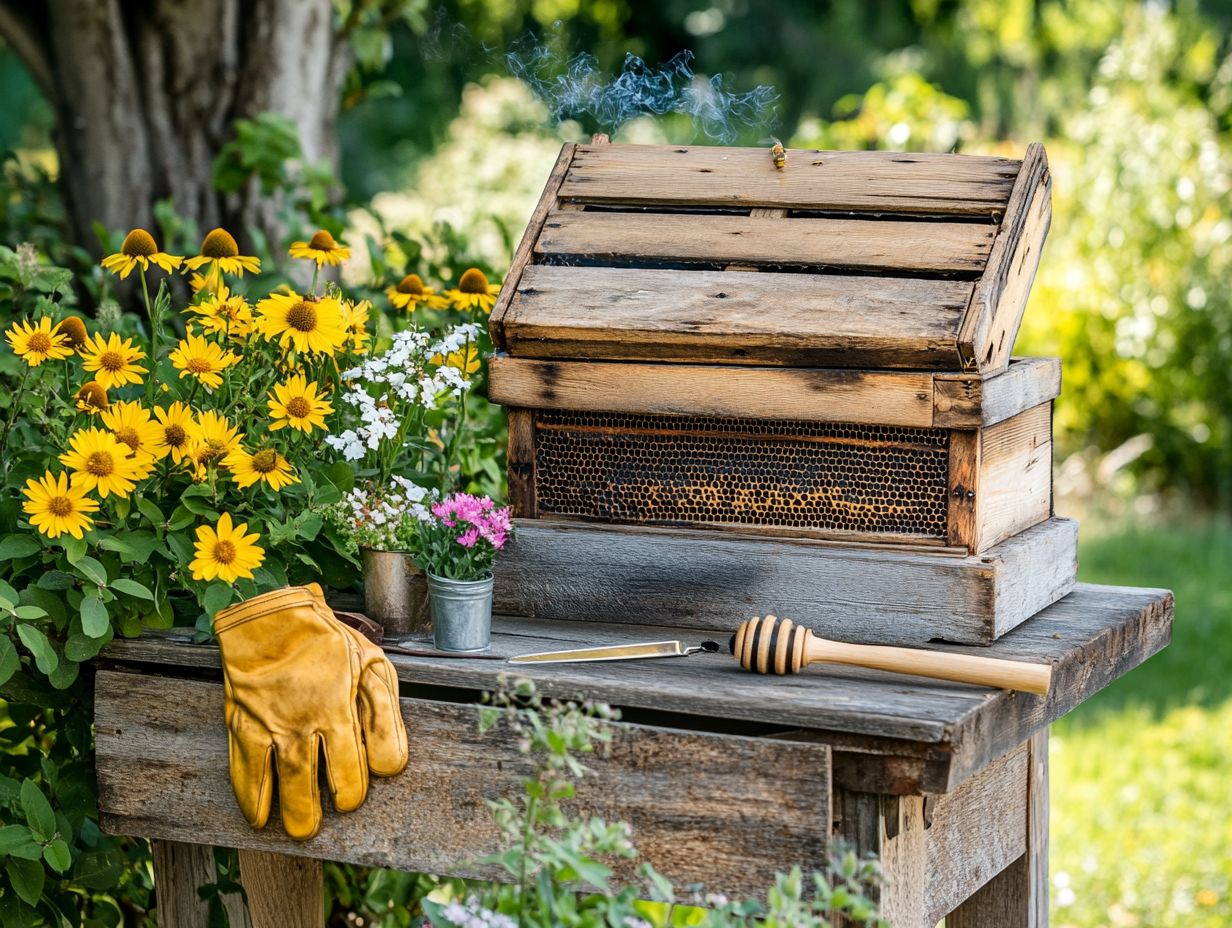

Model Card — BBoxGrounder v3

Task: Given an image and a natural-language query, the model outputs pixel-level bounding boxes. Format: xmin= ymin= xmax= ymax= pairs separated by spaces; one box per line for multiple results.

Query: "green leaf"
xmin=42 ymin=839 xmax=71 ymax=873
xmin=73 ymin=556 xmax=108 ymax=586
xmin=12 ymin=606 xmax=46 ymax=620
xmin=168 ymin=505 xmax=196 ymax=531
xmin=0 ymin=578 xmax=19 ymax=604
xmin=47 ymin=657 xmax=79 ymax=690
xmin=15 ymin=625 xmax=57 ymax=676
xmin=99 ymin=531 xmax=160 ymax=564
xmin=72 ymin=848 xmax=126 ymax=890
xmin=5 ymin=856 xmax=45 ymax=907
xmin=0 ymin=825 xmax=40 ymax=858
xmin=0 ymin=637 xmax=19 ymax=686
xmin=110 ymin=578 xmax=154 ymax=601
xmin=0 ymin=534 xmax=40 ymax=559
xmin=0 ymin=892 xmax=39 ymax=928
xmin=202 ymin=584 xmax=233 ymax=617
xmin=62 ymin=535 xmax=87 ymax=564
xmin=80 ymin=594 xmax=109 ymax=638
xmin=63 ymin=634 xmax=103 ymax=663
xmin=136 ymin=498 xmax=165 ymax=525
xmin=35 ymin=571 xmax=77 ymax=591
xmin=180 ymin=495 xmax=218 ymax=516
xmin=20 ymin=779 xmax=56 ymax=842
xmin=295 ymin=512 xmax=323 ymax=541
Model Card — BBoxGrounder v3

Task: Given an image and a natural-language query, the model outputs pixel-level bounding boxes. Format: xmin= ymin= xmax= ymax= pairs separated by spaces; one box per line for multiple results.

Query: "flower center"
xmin=86 ymin=451 xmax=115 ymax=476
xmin=48 ymin=496 xmax=75 ymax=517
xmin=76 ymin=383 xmax=108 ymax=410
xmin=99 ymin=350 xmax=126 ymax=372
xmin=186 ymin=357 xmax=214 ymax=374
xmin=27 ymin=332 xmax=52 ymax=353
xmin=57 ymin=317 xmax=88 ymax=348
xmin=115 ymin=427 xmax=141 ymax=451
xmin=396 ymin=274 xmax=425 ymax=295
xmin=164 ymin=424 xmax=187 ymax=447
xmin=251 ymin=450 xmax=279 ymax=473
xmin=198 ymin=439 xmax=227 ymax=463
xmin=459 ymin=268 xmax=490 ymax=294
xmin=285 ymin=396 xmax=312 ymax=419
xmin=121 ymin=229 xmax=158 ymax=258
xmin=213 ymin=540 xmax=237 ymax=565
xmin=308 ymin=230 xmax=337 ymax=250
xmin=286 ymin=301 xmax=318 ymax=332
xmin=200 ymin=228 xmax=239 ymax=259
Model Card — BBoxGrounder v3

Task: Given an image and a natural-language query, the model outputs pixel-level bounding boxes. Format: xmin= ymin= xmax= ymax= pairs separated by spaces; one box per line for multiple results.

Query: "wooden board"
xmin=535 ymin=210 xmax=995 ymax=274
xmin=95 ymin=671 xmax=831 ymax=898
xmin=492 ymin=517 xmax=1077 ymax=645
xmin=99 ymin=584 xmax=1171 ymax=795
xmin=489 ymin=355 xmax=1060 ymax=429
xmin=558 ymin=144 xmax=1021 ymax=215
xmin=503 ymin=265 xmax=972 ymax=370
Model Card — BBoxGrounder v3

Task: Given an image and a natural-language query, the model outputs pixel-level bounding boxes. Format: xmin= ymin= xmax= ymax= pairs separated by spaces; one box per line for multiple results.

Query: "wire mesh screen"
xmin=534 ymin=411 xmax=951 ymax=538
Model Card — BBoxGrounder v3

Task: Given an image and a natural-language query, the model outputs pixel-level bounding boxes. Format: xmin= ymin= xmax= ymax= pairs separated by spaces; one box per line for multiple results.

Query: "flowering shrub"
xmin=326 ymin=476 xmax=438 ymax=554
xmin=407 ymin=493 xmax=512 ymax=581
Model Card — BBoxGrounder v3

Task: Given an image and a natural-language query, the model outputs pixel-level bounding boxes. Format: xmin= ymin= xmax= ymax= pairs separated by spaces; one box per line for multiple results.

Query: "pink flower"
xmin=457 ymin=528 xmax=480 ymax=548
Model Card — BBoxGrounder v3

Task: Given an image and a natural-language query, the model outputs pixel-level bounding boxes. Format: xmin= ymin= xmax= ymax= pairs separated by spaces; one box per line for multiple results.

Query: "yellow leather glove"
xmin=215 ymin=584 xmax=408 ymax=840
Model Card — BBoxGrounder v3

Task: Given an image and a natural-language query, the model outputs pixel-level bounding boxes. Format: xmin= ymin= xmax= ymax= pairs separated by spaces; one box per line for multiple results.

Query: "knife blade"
xmin=508 ymin=640 xmax=720 ymax=664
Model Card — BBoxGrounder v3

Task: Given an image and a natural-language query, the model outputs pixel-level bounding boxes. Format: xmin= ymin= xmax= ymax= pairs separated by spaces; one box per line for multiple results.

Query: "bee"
xmin=769 ymin=136 xmax=786 ymax=170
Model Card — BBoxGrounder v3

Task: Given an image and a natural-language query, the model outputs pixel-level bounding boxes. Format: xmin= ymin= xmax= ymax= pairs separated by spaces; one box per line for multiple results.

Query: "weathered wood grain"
xmin=493 ymin=517 xmax=1077 ymax=645
xmin=95 ymin=672 xmax=831 ymax=897
xmin=933 ymin=357 xmax=1061 ymax=428
xmin=958 ymin=143 xmax=1052 ymax=372
xmin=152 ymin=840 xmax=249 ymax=928
xmin=489 ymin=143 xmax=576 ymax=348
xmin=535 ymin=210 xmax=995 ymax=274
xmin=558 ymin=144 xmax=1021 ymax=215
xmin=503 ymin=265 xmax=972 ymax=369
xmin=237 ymin=851 xmax=322 ymax=928
xmin=505 ymin=408 xmax=537 ymax=518
xmin=974 ymin=403 xmax=1052 ymax=552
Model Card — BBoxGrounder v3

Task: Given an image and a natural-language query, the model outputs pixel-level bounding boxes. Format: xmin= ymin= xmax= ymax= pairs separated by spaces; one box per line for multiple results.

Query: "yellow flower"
xmin=341 ymin=299 xmax=371 ymax=354
xmin=185 ymin=410 xmax=243 ymax=480
xmin=434 ymin=342 xmax=481 ymax=375
xmin=444 ymin=267 xmax=500 ymax=314
xmin=59 ymin=427 xmax=143 ymax=499
xmin=254 ymin=291 xmax=347 ymax=355
xmin=79 ymin=332 xmax=147 ymax=390
xmin=268 ymin=374 xmax=333 ymax=433
xmin=21 ymin=470 xmax=99 ymax=540
xmin=288 ymin=229 xmax=350 ymax=267
xmin=5 ymin=317 xmax=74 ymax=367
xmin=152 ymin=402 xmax=196 ymax=464
xmin=386 ymin=273 xmax=447 ymax=312
xmin=100 ymin=400 xmax=163 ymax=478
xmin=224 ymin=446 xmax=299 ymax=491
xmin=75 ymin=381 xmax=110 ymax=414
xmin=188 ymin=284 xmax=255 ymax=340
xmin=100 ymin=229 xmax=183 ymax=279
xmin=55 ymin=316 xmax=89 ymax=351
xmin=188 ymin=512 xmax=264 ymax=583
xmin=169 ymin=334 xmax=239 ymax=390
xmin=183 ymin=228 xmax=261 ymax=277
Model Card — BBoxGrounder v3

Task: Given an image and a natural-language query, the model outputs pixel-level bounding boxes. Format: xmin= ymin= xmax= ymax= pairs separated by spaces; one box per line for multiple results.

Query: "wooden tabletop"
xmin=101 ymin=582 xmax=1170 ymax=794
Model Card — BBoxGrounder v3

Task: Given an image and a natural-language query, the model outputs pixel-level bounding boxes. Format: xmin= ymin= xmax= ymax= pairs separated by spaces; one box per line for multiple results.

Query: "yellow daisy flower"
xmin=21 ymin=470 xmax=99 ymax=540
xmin=188 ymin=512 xmax=264 ymax=584
xmin=254 ymin=291 xmax=347 ymax=355
xmin=79 ymin=332 xmax=147 ymax=390
xmin=100 ymin=229 xmax=183 ymax=280
xmin=152 ymin=402 xmax=196 ymax=464
xmin=5 ymin=317 xmax=73 ymax=367
xmin=188 ymin=284 xmax=255 ymax=340
xmin=75 ymin=381 xmax=110 ymax=414
xmin=55 ymin=316 xmax=89 ymax=351
xmin=100 ymin=400 xmax=163 ymax=479
xmin=386 ymin=273 xmax=447 ymax=312
xmin=185 ymin=410 xmax=243 ymax=480
xmin=342 ymin=299 xmax=371 ymax=354
xmin=434 ymin=342 xmax=481 ymax=376
xmin=288 ymin=229 xmax=351 ymax=267
xmin=268 ymin=374 xmax=333 ymax=433
xmin=59 ymin=427 xmax=143 ymax=499
xmin=184 ymin=228 xmax=261 ymax=278
xmin=444 ymin=267 xmax=501 ymax=314
xmin=223 ymin=446 xmax=299 ymax=491
xmin=169 ymin=334 xmax=240 ymax=390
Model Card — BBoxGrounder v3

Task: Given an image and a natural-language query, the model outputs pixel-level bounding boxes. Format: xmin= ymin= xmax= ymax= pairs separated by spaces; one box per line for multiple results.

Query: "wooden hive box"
xmin=488 ymin=141 xmax=1075 ymax=647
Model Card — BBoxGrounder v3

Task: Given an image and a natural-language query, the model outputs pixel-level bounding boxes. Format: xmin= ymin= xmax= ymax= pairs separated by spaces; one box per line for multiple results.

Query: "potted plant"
xmin=406 ymin=492 xmax=511 ymax=651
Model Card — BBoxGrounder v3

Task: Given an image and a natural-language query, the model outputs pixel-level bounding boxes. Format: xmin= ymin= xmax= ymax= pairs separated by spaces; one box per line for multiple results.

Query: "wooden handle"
xmin=731 ymin=615 xmax=1051 ymax=695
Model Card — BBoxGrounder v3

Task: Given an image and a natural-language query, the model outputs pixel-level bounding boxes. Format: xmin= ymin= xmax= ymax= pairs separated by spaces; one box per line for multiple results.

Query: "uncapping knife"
xmin=508 ymin=640 xmax=721 ymax=665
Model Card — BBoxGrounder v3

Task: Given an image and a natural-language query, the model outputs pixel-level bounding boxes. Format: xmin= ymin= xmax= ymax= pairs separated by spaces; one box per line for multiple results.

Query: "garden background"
xmin=0 ymin=0 xmax=1229 ymax=925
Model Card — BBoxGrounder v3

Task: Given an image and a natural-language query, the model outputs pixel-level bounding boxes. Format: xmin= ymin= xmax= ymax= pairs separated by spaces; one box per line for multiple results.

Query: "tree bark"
xmin=0 ymin=0 xmax=351 ymax=257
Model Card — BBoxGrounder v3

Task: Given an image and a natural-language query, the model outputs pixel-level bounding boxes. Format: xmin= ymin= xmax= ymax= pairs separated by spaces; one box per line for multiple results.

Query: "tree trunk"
xmin=0 ymin=0 xmax=350 ymax=257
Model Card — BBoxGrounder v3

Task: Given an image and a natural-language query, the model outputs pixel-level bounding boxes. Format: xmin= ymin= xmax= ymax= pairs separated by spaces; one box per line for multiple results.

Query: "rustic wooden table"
xmin=94 ymin=582 xmax=1172 ymax=928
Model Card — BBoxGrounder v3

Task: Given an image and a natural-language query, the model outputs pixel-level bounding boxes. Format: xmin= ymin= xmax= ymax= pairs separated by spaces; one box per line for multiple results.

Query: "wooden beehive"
xmin=488 ymin=141 xmax=1075 ymax=646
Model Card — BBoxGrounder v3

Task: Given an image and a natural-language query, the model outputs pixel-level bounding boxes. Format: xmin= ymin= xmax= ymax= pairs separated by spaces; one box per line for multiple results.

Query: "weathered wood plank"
xmin=933 ymin=357 xmax=1061 ymax=428
xmin=559 ymin=145 xmax=1021 ymax=215
xmin=96 ymin=672 xmax=831 ymax=897
xmin=493 ymin=517 xmax=1077 ymax=646
xmin=152 ymin=840 xmax=217 ymax=928
xmin=974 ymin=403 xmax=1052 ymax=552
xmin=503 ymin=265 xmax=971 ymax=370
xmin=489 ymin=143 xmax=576 ymax=348
xmin=505 ymin=408 xmax=537 ymax=518
xmin=237 ymin=851 xmax=322 ymax=928
xmin=958 ymin=143 xmax=1052 ymax=372
xmin=535 ymin=210 xmax=995 ymax=274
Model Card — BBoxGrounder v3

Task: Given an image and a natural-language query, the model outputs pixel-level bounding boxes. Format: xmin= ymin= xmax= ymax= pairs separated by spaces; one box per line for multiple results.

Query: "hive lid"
xmin=489 ymin=142 xmax=1051 ymax=373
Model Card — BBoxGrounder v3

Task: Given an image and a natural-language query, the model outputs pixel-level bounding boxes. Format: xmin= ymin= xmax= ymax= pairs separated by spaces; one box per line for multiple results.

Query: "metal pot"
xmin=427 ymin=573 xmax=494 ymax=652
xmin=361 ymin=549 xmax=431 ymax=638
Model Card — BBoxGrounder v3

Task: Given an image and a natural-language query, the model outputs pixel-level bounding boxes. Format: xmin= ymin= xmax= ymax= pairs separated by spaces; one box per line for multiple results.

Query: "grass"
xmin=1050 ymin=516 xmax=1232 ymax=927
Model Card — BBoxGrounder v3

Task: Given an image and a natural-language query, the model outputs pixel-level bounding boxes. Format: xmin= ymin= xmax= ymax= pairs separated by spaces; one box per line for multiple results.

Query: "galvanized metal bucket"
xmin=361 ymin=549 xmax=431 ymax=638
xmin=428 ymin=573 xmax=494 ymax=652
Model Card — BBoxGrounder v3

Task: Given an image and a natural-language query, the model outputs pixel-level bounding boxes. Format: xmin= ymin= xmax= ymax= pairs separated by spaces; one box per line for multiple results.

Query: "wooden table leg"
xmin=237 ymin=850 xmax=324 ymax=928
xmin=947 ymin=728 xmax=1050 ymax=927
xmin=151 ymin=841 xmax=249 ymax=928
